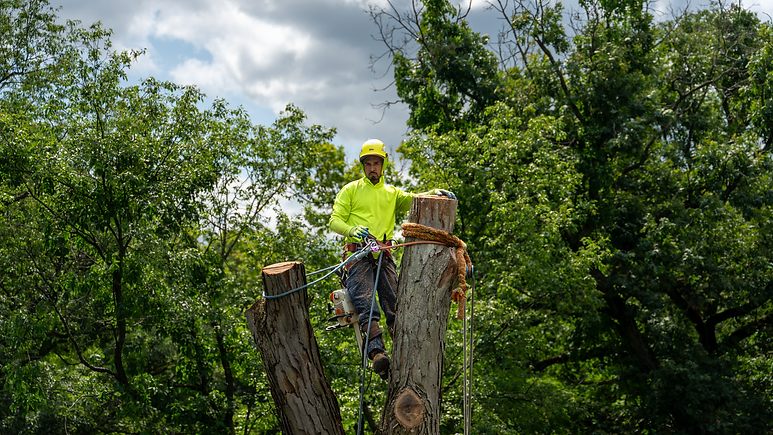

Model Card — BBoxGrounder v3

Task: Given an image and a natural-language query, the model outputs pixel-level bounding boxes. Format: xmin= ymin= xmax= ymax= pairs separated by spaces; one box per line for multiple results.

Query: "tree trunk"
xmin=380 ymin=195 xmax=460 ymax=434
xmin=245 ymin=261 xmax=344 ymax=435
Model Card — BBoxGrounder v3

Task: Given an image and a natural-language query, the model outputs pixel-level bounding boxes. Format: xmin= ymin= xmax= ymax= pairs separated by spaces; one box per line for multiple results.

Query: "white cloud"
xmin=156 ymin=6 xmax=315 ymax=99
xmin=52 ymin=0 xmax=773 ymax=161
xmin=143 ymin=0 xmax=402 ymax=155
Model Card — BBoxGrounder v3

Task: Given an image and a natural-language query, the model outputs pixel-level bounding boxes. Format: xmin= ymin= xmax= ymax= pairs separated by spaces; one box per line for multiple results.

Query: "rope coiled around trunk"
xmin=400 ymin=222 xmax=472 ymax=319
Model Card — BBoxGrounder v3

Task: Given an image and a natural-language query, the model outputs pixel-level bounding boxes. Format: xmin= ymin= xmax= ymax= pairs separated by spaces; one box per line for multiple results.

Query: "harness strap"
xmin=342 ymin=239 xmax=394 ymax=271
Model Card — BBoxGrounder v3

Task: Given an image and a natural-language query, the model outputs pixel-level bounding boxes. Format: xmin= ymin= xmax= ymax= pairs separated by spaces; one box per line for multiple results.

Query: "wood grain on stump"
xmin=245 ymin=261 xmax=344 ymax=435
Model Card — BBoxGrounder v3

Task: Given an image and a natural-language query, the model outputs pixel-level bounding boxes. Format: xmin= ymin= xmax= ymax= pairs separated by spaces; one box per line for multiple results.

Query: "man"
xmin=329 ymin=138 xmax=455 ymax=380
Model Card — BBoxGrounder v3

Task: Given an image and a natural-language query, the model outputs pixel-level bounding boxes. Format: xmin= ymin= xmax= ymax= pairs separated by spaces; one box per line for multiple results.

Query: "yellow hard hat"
xmin=359 ymin=139 xmax=388 ymax=163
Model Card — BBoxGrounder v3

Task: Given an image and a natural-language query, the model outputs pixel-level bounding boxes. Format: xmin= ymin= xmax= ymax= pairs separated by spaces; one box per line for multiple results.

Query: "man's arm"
xmin=395 ymin=188 xmax=457 ymax=216
xmin=329 ymin=186 xmax=370 ymax=239
xmin=329 ymin=188 xmax=352 ymax=235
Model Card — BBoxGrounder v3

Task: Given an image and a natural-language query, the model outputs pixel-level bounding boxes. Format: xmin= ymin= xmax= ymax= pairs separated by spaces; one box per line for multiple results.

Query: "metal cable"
xmin=466 ymin=274 xmax=476 ymax=434
xmin=463 ymin=298 xmax=469 ymax=435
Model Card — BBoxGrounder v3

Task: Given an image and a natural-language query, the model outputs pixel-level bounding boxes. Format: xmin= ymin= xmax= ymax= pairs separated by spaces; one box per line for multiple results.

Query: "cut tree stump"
xmin=245 ymin=261 xmax=344 ymax=435
xmin=380 ymin=195 xmax=460 ymax=434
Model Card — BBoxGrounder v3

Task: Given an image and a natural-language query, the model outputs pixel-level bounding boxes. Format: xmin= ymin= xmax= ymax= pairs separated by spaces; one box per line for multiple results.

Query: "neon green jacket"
xmin=329 ymin=176 xmax=414 ymax=244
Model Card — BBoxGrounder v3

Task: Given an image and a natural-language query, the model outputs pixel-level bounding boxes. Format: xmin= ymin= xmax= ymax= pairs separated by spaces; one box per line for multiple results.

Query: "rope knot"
xmin=401 ymin=222 xmax=472 ymax=319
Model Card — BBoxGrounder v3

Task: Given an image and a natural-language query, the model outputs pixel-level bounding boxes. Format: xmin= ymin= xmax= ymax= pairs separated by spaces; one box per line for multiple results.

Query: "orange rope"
xmin=385 ymin=240 xmax=446 ymax=249
xmin=399 ymin=222 xmax=472 ymax=319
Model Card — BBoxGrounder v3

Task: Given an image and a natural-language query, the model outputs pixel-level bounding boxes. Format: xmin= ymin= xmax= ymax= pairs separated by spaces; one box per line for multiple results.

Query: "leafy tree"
xmin=371 ymin=0 xmax=501 ymax=134
xmin=372 ymin=0 xmax=773 ymax=433
xmin=0 ymin=2 xmax=352 ymax=433
xmin=0 ymin=0 xmax=65 ymax=92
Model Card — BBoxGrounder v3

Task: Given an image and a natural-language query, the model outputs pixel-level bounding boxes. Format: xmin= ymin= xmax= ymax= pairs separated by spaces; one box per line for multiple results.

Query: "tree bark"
xmin=245 ymin=261 xmax=344 ymax=435
xmin=380 ymin=195 xmax=460 ymax=434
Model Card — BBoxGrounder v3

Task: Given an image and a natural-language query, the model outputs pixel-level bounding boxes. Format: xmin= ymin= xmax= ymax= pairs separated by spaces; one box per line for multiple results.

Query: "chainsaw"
xmin=326 ymin=288 xmax=364 ymax=353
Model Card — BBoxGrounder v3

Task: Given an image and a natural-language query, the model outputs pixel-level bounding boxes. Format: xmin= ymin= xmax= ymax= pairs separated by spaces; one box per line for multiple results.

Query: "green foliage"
xmin=0 ymin=2 xmax=350 ymax=433
xmin=0 ymin=0 xmax=65 ymax=93
xmin=390 ymin=0 xmax=501 ymax=133
xmin=379 ymin=0 xmax=773 ymax=433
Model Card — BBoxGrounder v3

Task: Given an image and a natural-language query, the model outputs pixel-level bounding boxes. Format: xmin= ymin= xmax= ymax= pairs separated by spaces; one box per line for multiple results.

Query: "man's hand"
xmin=418 ymin=188 xmax=457 ymax=200
xmin=348 ymin=225 xmax=369 ymax=239
xmin=435 ymin=189 xmax=456 ymax=200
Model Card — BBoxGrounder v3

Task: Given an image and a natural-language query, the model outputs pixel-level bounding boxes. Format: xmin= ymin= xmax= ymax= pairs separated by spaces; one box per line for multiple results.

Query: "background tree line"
xmin=1 ymin=0 xmax=772 ymax=434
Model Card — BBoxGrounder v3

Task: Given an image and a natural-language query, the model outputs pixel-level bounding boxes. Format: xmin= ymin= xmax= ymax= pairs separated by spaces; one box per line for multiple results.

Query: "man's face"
xmin=362 ymin=155 xmax=384 ymax=185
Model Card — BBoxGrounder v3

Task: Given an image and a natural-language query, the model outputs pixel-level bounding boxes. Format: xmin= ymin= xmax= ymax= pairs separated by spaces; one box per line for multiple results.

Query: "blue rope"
xmin=261 ymin=243 xmax=374 ymax=299
xmin=305 ymin=262 xmax=340 ymax=277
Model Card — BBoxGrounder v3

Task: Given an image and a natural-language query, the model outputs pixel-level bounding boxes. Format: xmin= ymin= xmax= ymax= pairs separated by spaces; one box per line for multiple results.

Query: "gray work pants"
xmin=346 ymin=253 xmax=397 ymax=357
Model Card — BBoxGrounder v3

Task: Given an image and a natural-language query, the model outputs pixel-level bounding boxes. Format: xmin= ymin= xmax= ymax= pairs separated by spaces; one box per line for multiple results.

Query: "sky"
xmin=51 ymin=0 xmax=773 ymax=162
